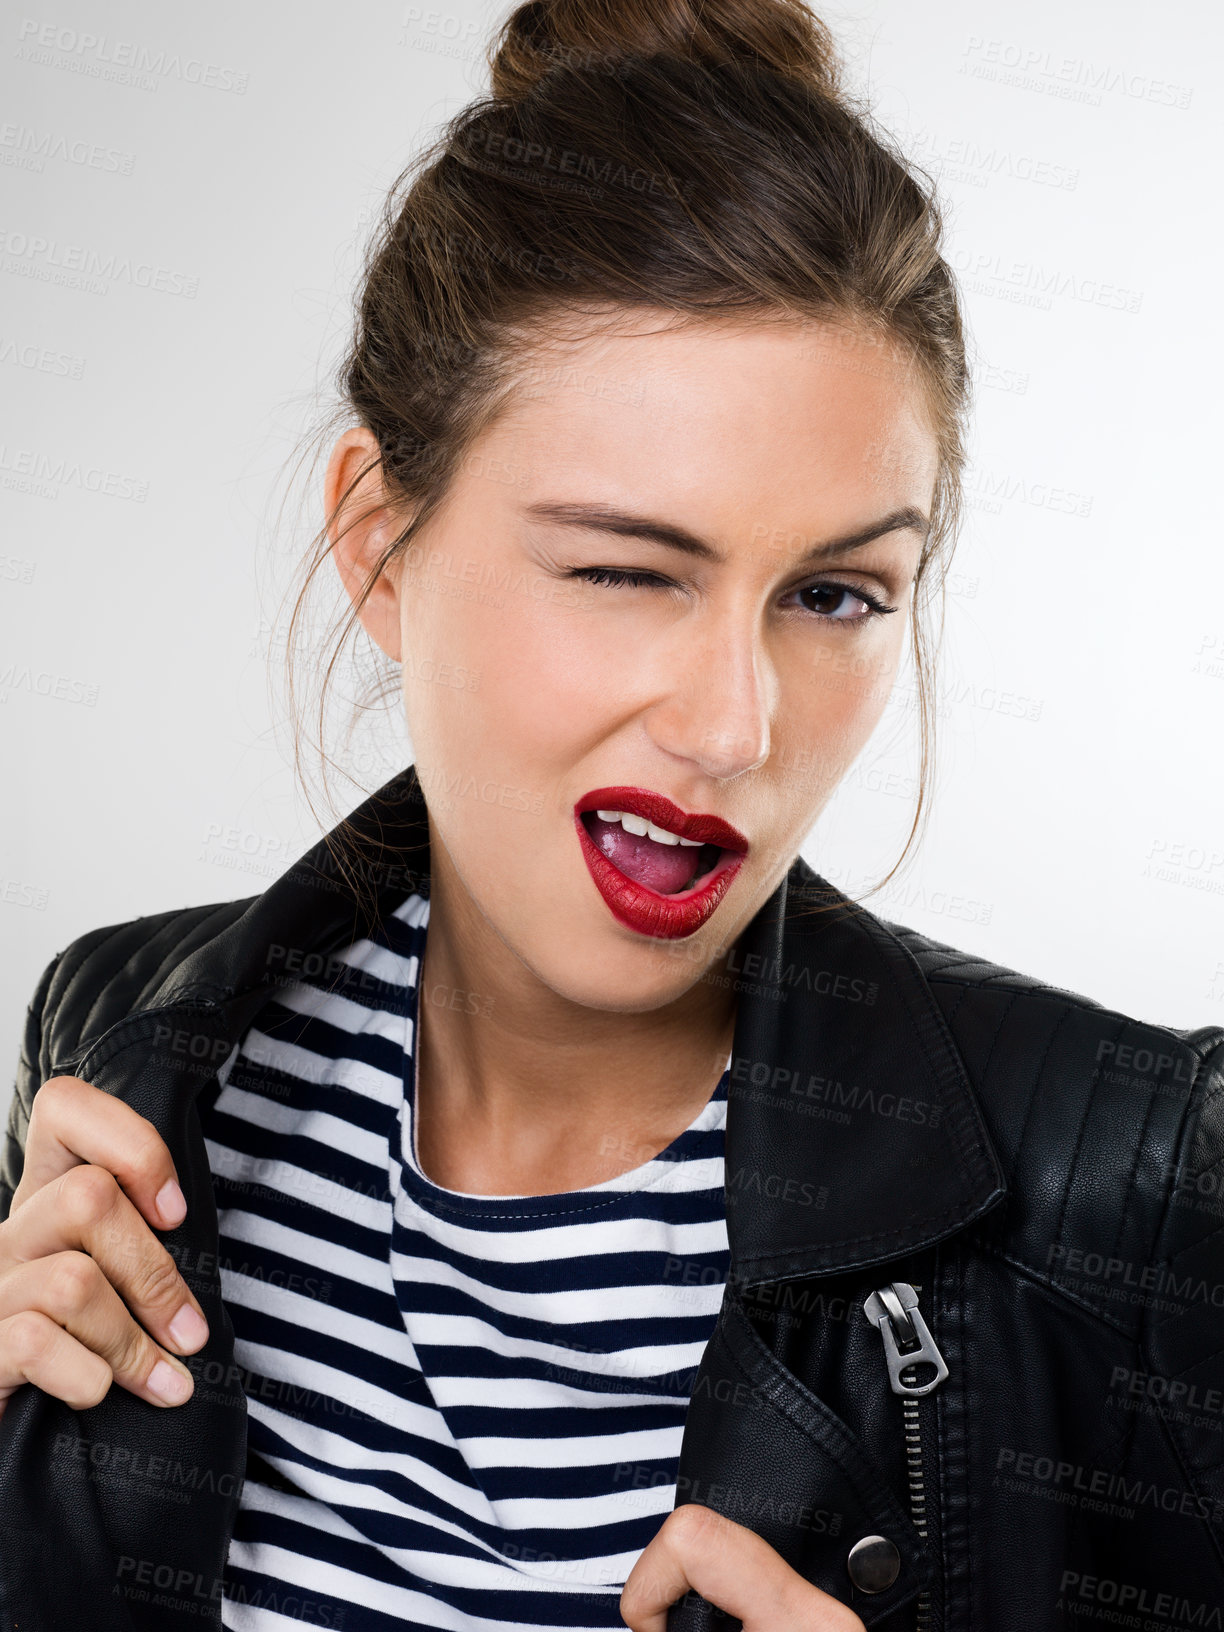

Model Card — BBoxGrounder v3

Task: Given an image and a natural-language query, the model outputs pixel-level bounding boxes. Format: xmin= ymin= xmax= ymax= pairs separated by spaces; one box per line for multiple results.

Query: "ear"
xmin=325 ymin=426 xmax=408 ymax=663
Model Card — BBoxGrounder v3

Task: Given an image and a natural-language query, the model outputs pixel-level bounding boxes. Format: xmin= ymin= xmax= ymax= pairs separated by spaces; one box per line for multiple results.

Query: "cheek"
xmin=399 ymin=579 xmax=607 ymax=760
xmin=787 ymin=627 xmax=906 ymax=782
xmin=396 ymin=581 xmax=492 ymax=752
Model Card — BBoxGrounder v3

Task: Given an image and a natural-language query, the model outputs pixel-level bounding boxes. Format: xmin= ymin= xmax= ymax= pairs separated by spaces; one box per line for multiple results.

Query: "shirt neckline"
xmin=401 ymin=961 xmax=730 ymax=1219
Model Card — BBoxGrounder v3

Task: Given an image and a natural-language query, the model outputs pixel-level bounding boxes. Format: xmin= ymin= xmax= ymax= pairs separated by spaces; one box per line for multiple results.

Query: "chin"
xmin=516 ymin=901 xmax=730 ymax=1012
xmin=544 ymin=958 xmax=719 ymax=1014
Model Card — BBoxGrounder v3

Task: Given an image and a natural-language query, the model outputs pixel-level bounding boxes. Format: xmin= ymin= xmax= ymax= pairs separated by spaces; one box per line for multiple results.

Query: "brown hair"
xmin=282 ymin=0 xmax=970 ymax=912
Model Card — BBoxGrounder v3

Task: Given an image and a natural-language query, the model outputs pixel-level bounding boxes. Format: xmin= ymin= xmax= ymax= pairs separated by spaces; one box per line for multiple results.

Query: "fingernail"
xmin=148 ymin=1359 xmax=193 ymax=1405
xmin=167 ymin=1304 xmax=209 ymax=1351
xmin=155 ymin=1179 xmax=186 ymax=1227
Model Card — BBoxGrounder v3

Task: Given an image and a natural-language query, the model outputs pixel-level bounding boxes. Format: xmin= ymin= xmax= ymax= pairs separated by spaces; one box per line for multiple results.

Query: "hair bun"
xmin=487 ymin=0 xmax=841 ymax=103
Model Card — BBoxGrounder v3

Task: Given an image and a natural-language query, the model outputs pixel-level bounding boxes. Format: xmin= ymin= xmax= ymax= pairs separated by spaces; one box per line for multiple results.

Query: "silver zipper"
xmin=863 ymin=1282 xmax=949 ymax=1632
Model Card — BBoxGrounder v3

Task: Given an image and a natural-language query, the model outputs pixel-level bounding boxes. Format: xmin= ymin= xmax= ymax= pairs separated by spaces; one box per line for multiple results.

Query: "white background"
xmin=3 ymin=0 xmax=1223 ymax=1129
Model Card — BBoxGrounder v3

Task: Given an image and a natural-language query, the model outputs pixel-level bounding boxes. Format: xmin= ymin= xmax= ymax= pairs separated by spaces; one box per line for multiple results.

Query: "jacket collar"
xmin=144 ymin=763 xmax=1006 ymax=1281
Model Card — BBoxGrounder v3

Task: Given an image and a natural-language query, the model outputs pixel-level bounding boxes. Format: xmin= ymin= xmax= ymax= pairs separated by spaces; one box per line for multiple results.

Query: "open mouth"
xmin=579 ymin=810 xmax=728 ymax=897
xmin=572 ymin=787 xmax=749 ymax=938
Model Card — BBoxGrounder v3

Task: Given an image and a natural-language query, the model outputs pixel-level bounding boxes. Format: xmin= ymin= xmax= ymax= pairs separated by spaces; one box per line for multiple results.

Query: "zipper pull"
xmin=863 ymin=1281 xmax=948 ymax=1396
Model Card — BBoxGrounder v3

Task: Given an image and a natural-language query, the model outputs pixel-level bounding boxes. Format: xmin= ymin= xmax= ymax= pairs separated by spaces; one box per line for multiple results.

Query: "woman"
xmin=2 ymin=1 xmax=1222 ymax=1628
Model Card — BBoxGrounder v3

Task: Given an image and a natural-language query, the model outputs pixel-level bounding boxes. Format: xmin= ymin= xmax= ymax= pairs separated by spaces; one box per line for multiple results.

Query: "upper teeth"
xmin=594 ymin=809 xmax=704 ymax=847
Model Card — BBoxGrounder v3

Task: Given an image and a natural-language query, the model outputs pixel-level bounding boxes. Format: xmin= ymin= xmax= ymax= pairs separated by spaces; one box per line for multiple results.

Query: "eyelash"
xmin=567 ymin=567 xmax=899 ymax=625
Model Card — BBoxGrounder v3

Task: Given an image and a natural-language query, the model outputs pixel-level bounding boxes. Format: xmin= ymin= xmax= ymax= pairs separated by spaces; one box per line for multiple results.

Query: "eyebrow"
xmin=522 ymin=500 xmax=930 ymax=568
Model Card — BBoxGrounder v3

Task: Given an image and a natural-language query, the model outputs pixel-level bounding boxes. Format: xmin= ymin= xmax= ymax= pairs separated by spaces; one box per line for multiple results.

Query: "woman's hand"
xmin=0 ymin=1076 xmax=211 ymax=1421
xmin=621 ymin=1504 xmax=866 ymax=1632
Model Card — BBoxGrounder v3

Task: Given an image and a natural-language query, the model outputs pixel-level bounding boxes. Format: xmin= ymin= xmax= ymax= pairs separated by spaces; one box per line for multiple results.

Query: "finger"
xmin=12 ymin=1077 xmax=187 ymax=1231
xmin=0 ymin=1254 xmax=195 ymax=1410
xmin=621 ymin=1505 xmax=864 ymax=1632
xmin=0 ymin=1310 xmax=115 ymax=1417
xmin=2 ymin=1164 xmax=210 ymax=1358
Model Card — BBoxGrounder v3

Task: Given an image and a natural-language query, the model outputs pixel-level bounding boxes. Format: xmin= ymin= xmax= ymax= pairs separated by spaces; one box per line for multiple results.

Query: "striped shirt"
xmin=195 ymin=891 xmax=732 ymax=1630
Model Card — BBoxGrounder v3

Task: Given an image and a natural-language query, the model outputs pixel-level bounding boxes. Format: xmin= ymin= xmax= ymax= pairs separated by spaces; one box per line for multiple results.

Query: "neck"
xmin=411 ymin=859 xmax=738 ymax=1197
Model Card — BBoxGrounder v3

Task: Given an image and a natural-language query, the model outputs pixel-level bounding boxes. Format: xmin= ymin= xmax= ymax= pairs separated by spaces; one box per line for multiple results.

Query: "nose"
xmin=645 ymin=617 xmax=772 ymax=781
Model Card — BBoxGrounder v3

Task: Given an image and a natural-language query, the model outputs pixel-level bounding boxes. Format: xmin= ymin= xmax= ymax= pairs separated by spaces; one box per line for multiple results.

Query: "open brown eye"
xmin=796 ymin=582 xmax=896 ymax=621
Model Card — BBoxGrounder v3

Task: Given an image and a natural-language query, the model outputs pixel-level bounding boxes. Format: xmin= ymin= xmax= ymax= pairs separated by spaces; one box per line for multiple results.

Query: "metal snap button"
xmin=846 ymin=1534 xmax=901 ymax=1592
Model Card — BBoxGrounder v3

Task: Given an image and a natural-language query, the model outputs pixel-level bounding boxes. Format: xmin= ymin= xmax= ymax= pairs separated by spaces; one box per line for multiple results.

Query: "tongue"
xmin=586 ymin=815 xmax=706 ymax=894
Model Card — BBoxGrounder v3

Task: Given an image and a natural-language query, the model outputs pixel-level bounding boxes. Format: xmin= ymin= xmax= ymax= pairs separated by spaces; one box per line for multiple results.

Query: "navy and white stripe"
xmin=196 ymin=892 xmax=731 ymax=1629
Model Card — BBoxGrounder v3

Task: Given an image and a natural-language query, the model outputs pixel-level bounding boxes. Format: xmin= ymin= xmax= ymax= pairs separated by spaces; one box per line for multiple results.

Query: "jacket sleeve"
xmin=1144 ymin=1026 xmax=1224 ymax=1550
xmin=1 ymin=945 xmax=66 ymax=1225
xmin=1 ymin=898 xmax=253 ymax=1227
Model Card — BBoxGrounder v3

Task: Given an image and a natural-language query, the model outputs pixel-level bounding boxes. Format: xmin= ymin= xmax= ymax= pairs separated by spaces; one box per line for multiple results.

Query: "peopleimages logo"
xmin=15 ymin=18 xmax=249 ymax=94
xmin=0 ymin=226 xmax=198 ymax=298
xmin=0 ymin=122 xmax=136 ymax=175
xmin=0 ymin=442 xmax=148 ymax=500
xmin=960 ymin=36 xmax=1192 ymax=110
xmin=1058 ymin=1572 xmax=1220 ymax=1625
xmin=950 ymin=248 xmax=1143 ymax=315
xmin=903 ymin=127 xmax=1079 ymax=192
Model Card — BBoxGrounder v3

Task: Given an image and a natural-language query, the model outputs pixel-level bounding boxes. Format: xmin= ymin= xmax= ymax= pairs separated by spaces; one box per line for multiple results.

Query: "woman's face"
xmin=331 ymin=313 xmax=939 ymax=1011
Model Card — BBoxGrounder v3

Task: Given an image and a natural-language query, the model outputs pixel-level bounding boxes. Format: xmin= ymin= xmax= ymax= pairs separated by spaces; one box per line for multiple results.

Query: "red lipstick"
xmin=572 ymin=786 xmax=749 ymax=940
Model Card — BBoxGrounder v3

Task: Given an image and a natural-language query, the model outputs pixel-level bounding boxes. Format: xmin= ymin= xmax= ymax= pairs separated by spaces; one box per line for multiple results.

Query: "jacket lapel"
xmin=723 ymin=850 xmax=1006 ymax=1283
xmin=0 ymin=1002 xmax=252 ymax=1631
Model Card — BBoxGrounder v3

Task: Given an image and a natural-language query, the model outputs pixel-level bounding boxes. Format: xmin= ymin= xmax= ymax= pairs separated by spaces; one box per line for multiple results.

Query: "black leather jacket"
xmin=3 ymin=764 xmax=1223 ymax=1631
